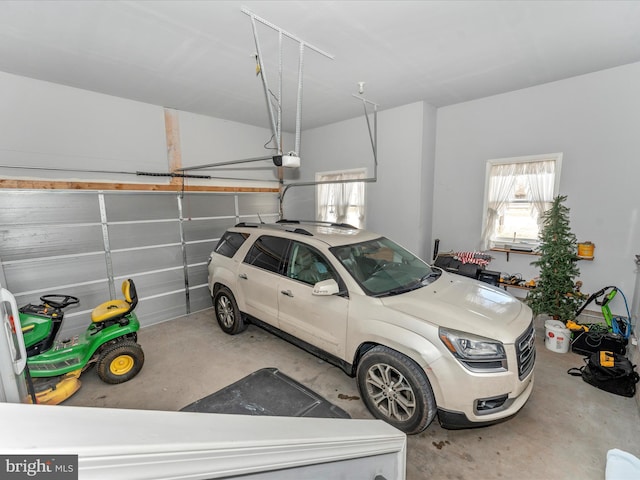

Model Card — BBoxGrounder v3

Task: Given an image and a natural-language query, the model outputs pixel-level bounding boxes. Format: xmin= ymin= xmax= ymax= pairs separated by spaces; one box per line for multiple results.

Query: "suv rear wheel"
xmin=213 ymin=286 xmax=247 ymax=335
xmin=357 ymin=345 xmax=436 ymax=434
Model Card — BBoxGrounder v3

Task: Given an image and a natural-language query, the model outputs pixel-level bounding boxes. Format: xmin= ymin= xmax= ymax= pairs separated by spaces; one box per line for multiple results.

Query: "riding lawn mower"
xmin=18 ymin=279 xmax=144 ymax=405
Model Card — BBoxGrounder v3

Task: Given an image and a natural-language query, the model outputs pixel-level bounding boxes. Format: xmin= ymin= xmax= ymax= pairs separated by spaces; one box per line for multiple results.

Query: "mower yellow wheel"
xmin=96 ymin=340 xmax=145 ymax=384
xmin=109 ymin=354 xmax=135 ymax=376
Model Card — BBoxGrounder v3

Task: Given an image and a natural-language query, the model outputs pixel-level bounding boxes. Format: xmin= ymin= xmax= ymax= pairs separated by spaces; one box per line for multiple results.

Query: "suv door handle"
xmin=239 ymin=273 xmax=248 ymax=279
xmin=280 ymin=290 xmax=293 ymax=297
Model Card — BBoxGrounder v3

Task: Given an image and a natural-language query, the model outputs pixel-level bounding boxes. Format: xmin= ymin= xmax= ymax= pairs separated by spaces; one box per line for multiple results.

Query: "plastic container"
xmin=578 ymin=242 xmax=594 ymax=258
xmin=545 ymin=319 xmax=571 ymax=353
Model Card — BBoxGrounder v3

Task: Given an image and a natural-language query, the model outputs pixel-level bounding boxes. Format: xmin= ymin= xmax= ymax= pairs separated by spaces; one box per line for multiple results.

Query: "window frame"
xmin=481 ymin=153 xmax=563 ymax=249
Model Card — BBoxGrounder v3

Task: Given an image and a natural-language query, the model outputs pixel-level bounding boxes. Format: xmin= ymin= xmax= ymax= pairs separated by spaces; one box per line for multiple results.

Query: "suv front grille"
xmin=516 ymin=322 xmax=536 ymax=380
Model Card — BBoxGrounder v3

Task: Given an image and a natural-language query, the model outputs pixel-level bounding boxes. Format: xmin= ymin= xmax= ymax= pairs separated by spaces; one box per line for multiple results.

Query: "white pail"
xmin=544 ymin=319 xmax=571 ymax=353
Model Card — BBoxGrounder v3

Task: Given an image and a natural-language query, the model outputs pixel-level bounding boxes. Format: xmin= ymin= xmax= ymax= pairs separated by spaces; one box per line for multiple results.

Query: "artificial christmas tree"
xmin=526 ymin=195 xmax=584 ymax=322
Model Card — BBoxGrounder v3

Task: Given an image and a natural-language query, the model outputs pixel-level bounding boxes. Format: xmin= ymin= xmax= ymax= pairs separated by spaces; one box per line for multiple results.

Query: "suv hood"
xmin=380 ymin=273 xmax=529 ymax=342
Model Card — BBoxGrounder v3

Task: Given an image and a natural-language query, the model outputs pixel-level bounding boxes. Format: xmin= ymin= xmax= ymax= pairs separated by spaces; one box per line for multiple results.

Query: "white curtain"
xmin=480 ymin=160 xmax=556 ymax=250
xmin=480 ymin=163 xmax=518 ymax=250
xmin=526 ymin=160 xmax=555 ymax=228
xmin=317 ymin=171 xmax=365 ymax=227
xmin=317 ymin=177 xmax=337 ymax=223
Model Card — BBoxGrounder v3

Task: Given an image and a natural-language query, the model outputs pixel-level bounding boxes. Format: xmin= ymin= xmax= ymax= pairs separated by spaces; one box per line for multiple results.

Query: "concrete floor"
xmin=66 ymin=310 xmax=640 ymax=480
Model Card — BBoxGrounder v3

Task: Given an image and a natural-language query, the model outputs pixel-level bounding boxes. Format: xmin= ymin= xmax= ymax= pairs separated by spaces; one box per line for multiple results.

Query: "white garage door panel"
xmin=0 ymin=190 xmax=278 ymax=327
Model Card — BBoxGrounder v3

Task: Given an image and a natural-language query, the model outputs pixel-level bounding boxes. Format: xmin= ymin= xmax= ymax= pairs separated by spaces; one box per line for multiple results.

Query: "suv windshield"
xmin=330 ymin=237 xmax=440 ymax=297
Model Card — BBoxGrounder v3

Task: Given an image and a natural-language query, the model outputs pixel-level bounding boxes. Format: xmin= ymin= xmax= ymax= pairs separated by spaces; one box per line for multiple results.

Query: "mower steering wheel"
xmin=40 ymin=294 xmax=80 ymax=309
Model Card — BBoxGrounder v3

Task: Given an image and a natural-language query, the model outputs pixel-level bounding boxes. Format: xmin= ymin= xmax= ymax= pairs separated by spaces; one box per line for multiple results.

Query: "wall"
xmin=433 ymin=62 xmax=640 ymax=313
xmin=0 ymin=70 xmax=282 ymax=188
xmin=0 ymin=71 xmax=165 ymax=183
xmin=421 ymin=102 xmax=438 ymax=261
xmin=283 ymin=101 xmax=437 ymax=259
xmin=178 ymin=110 xmax=293 ymax=184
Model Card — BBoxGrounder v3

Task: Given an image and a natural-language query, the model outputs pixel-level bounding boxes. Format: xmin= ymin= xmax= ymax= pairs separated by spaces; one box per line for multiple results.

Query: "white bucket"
xmin=544 ymin=320 xmax=571 ymax=353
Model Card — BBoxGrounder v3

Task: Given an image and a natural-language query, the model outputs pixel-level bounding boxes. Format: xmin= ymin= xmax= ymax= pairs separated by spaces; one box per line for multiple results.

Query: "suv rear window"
xmin=215 ymin=231 xmax=249 ymax=258
xmin=244 ymin=235 xmax=290 ymax=274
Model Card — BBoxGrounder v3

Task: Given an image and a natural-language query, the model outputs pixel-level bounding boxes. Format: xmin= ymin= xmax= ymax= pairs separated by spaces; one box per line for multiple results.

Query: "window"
xmin=481 ymin=153 xmax=562 ymax=250
xmin=316 ymin=169 xmax=366 ymax=228
xmin=286 ymin=242 xmax=337 ymax=286
xmin=330 ymin=237 xmax=435 ymax=297
xmin=243 ymin=236 xmax=290 ymax=274
xmin=214 ymin=232 xmax=249 ymax=258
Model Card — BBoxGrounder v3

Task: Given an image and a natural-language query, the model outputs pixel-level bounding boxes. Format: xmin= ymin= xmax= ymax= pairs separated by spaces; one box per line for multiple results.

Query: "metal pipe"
xmin=177 ymin=195 xmax=191 ymax=314
xmin=242 ymin=7 xmax=333 ymax=157
xmin=359 ymin=97 xmax=378 ymax=174
xmin=351 ymin=94 xmax=380 ymax=107
xmin=0 ymin=162 xmax=266 ymax=183
xmin=178 ymin=156 xmax=273 ymax=171
xmin=295 ymin=43 xmax=305 ymax=155
xmin=280 ymin=95 xmax=379 ymax=206
xmin=250 ymin=15 xmax=281 ymax=151
xmin=136 ymin=171 xmax=211 ymax=179
xmin=277 ymin=32 xmax=284 ymax=219
xmin=0 ymin=164 xmax=137 ymax=175
xmin=98 ymin=193 xmax=116 ymax=300
xmin=241 ymin=8 xmax=335 ymax=60
xmin=278 ymin=30 xmax=283 ymax=154
xmin=282 ymin=177 xmax=377 ymax=199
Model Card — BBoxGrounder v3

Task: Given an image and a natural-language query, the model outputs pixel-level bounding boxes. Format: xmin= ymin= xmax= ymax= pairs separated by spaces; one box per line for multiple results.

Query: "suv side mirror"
xmin=312 ymin=279 xmax=340 ymax=296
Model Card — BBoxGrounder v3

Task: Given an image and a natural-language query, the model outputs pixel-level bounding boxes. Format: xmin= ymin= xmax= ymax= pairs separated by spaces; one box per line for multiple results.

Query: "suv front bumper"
xmin=436 ymin=371 xmax=534 ymax=429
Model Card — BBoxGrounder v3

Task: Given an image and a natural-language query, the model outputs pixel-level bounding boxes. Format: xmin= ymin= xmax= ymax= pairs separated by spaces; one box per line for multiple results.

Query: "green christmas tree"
xmin=526 ymin=195 xmax=584 ymax=322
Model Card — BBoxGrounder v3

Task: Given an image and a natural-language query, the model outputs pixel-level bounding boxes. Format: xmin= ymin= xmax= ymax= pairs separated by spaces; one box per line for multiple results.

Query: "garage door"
xmin=0 ymin=190 xmax=278 ymax=337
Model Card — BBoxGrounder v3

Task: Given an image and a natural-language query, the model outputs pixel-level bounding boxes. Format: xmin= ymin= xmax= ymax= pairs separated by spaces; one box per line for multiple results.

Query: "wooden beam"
xmin=164 ymin=108 xmax=183 ymax=186
xmin=0 ymin=179 xmax=279 ymax=193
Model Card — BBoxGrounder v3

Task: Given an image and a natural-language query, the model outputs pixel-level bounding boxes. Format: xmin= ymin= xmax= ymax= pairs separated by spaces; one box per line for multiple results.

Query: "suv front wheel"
xmin=357 ymin=345 xmax=436 ymax=434
xmin=213 ymin=286 xmax=247 ymax=335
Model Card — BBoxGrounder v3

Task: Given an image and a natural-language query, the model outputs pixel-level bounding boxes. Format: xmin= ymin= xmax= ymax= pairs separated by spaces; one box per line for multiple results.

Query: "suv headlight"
xmin=439 ymin=327 xmax=507 ymax=372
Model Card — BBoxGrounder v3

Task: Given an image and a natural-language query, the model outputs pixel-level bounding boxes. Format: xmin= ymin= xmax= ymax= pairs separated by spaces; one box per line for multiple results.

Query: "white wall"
xmin=179 ymin=110 xmax=292 ymax=186
xmin=433 ymin=62 xmax=640 ymax=312
xmin=421 ymin=101 xmax=438 ymax=261
xmin=284 ymin=101 xmax=437 ymax=258
xmin=0 ymin=71 xmax=281 ymax=187
xmin=0 ymin=71 xmax=166 ymax=183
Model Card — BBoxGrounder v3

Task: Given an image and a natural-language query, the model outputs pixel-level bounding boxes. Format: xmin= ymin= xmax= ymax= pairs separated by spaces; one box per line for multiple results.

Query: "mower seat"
xmin=91 ymin=279 xmax=138 ymax=324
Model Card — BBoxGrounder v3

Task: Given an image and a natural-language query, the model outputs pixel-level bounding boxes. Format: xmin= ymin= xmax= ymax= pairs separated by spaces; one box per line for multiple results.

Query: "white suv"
xmin=207 ymin=221 xmax=535 ymax=434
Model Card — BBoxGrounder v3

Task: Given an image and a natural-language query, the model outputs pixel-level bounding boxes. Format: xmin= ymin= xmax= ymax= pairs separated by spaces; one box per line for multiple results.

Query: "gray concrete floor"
xmin=66 ymin=310 xmax=640 ymax=480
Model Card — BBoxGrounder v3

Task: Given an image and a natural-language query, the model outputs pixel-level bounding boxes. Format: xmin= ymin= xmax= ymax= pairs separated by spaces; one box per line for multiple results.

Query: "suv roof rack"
xmin=234 ymin=220 xmax=357 ymax=238
xmin=292 ymin=228 xmax=313 ymax=236
xmin=276 ymin=219 xmax=357 ymax=229
xmin=234 ymin=221 xmax=314 ymax=237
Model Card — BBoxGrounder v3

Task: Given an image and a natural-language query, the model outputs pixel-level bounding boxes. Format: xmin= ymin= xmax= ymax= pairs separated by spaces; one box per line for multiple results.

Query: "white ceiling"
xmin=1 ymin=1 xmax=640 ymax=132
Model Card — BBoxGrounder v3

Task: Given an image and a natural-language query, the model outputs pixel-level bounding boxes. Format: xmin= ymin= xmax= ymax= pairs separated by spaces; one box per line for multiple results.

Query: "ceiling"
xmin=1 ymin=1 xmax=640 ymax=133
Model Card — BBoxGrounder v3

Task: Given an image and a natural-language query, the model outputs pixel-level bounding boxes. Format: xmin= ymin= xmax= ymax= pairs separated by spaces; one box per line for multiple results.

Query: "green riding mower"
xmin=19 ymin=279 xmax=144 ymax=405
